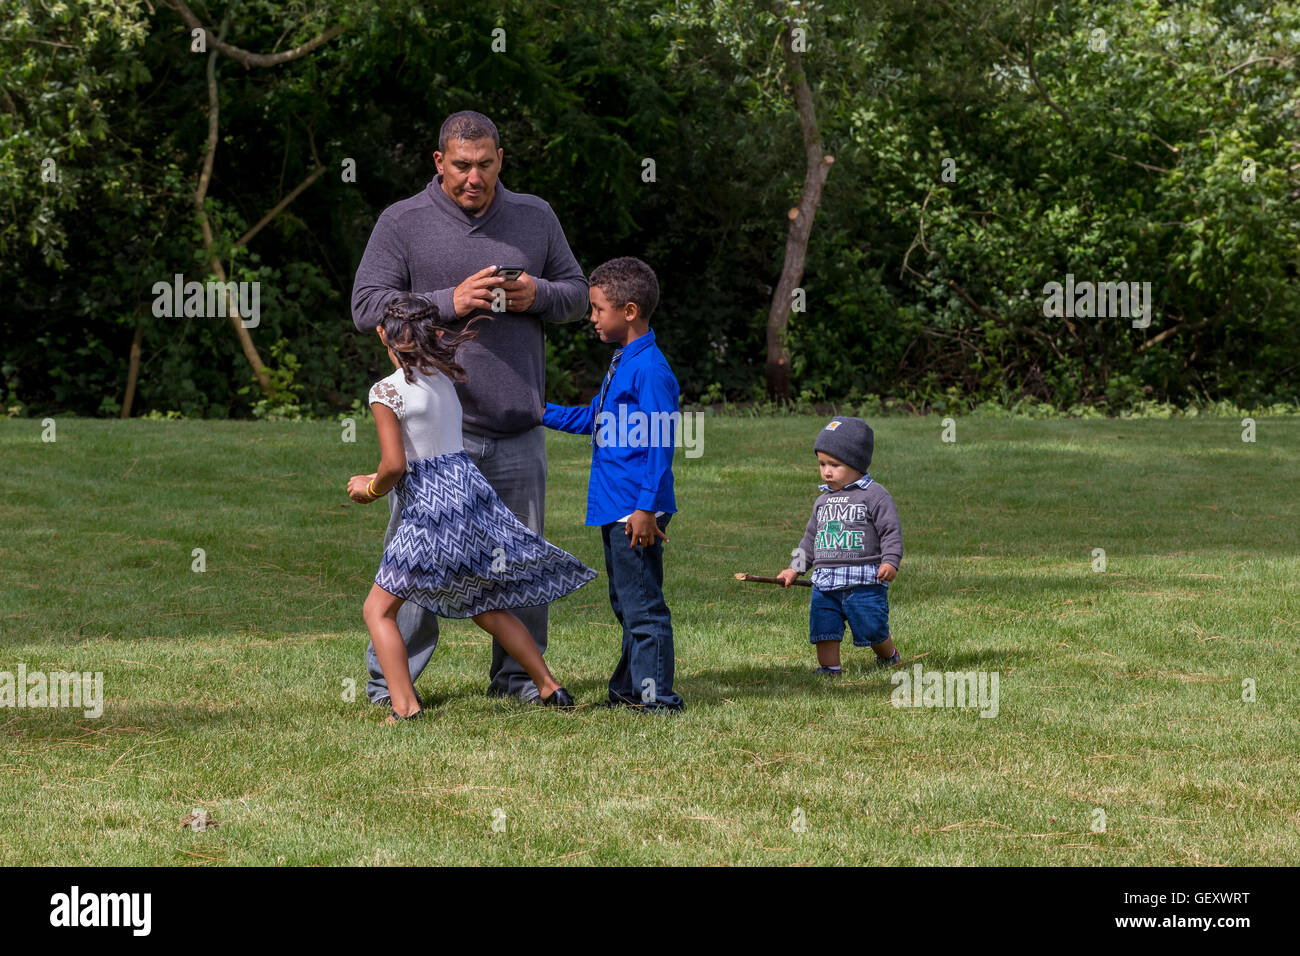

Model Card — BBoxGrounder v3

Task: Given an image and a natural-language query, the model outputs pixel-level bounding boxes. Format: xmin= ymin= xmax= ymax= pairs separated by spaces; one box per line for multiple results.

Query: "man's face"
xmin=435 ymin=137 xmax=503 ymax=215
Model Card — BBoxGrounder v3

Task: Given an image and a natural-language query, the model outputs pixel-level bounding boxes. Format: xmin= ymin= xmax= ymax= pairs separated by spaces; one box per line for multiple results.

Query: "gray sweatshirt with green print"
xmin=791 ymin=480 xmax=903 ymax=572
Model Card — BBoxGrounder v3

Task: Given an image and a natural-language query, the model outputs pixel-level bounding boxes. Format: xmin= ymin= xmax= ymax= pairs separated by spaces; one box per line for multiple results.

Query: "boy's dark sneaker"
xmin=813 ymin=666 xmax=842 ymax=677
xmin=603 ymin=698 xmax=683 ymax=714
xmin=629 ymin=702 xmax=683 ymax=715
xmin=635 ymin=699 xmax=684 ymax=714
xmin=874 ymin=650 xmax=902 ymax=668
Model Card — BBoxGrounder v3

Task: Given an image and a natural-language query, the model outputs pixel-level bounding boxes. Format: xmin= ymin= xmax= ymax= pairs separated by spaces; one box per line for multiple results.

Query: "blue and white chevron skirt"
xmin=375 ymin=451 xmax=596 ymax=618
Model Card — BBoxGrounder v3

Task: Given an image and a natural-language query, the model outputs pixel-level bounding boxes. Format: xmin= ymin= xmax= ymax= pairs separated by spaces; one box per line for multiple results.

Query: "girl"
xmin=347 ymin=293 xmax=595 ymax=722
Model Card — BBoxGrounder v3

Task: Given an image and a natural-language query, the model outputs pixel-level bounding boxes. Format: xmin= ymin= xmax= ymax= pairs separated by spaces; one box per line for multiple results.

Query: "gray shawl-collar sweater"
xmin=351 ymin=176 xmax=588 ymax=438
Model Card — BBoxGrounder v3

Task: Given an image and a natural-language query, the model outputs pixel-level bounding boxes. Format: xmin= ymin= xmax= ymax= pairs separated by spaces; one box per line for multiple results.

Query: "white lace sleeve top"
xmin=367 ymin=366 xmax=464 ymax=465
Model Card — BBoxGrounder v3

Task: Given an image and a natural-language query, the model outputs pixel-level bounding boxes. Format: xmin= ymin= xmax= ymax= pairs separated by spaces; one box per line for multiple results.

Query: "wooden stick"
xmin=734 ymin=572 xmax=812 ymax=588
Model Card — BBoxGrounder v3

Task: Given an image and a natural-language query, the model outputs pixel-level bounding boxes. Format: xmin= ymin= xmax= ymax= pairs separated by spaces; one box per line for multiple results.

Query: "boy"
xmin=543 ymin=257 xmax=683 ymax=711
xmin=777 ymin=417 xmax=903 ymax=674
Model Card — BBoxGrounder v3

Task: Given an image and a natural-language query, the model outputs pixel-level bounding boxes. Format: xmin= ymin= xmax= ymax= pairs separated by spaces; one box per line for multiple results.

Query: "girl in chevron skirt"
xmin=347 ymin=293 xmax=596 ymax=722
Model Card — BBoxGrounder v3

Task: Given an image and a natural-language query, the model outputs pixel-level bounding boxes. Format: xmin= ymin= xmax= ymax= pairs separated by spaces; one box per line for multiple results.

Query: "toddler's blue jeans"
xmin=809 ymin=583 xmax=890 ymax=647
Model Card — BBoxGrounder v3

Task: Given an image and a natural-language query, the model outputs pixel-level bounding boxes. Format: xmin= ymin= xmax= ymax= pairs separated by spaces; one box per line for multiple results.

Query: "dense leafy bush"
xmin=2 ymin=0 xmax=1296 ymax=418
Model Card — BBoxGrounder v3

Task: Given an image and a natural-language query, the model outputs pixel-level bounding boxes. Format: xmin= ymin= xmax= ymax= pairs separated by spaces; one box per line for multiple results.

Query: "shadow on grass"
xmin=680 ymin=664 xmax=895 ymax=706
xmin=0 ymin=685 xmax=480 ymax=740
xmin=679 ymin=647 xmax=1032 ymax=706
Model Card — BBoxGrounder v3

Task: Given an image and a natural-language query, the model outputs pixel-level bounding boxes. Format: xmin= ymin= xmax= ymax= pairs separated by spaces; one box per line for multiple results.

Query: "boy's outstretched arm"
xmin=543 ymin=396 xmax=597 ymax=435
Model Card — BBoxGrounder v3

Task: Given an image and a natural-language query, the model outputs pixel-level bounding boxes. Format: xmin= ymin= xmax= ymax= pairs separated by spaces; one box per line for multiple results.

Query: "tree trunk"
xmin=120 ymin=317 xmax=143 ymax=418
xmin=177 ymin=4 xmax=341 ymax=398
xmin=194 ymin=19 xmax=272 ymax=396
xmin=765 ymin=16 xmax=834 ymax=402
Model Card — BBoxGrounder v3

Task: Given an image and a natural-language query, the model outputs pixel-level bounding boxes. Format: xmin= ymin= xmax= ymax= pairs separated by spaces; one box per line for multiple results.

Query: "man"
xmin=351 ymin=110 xmax=588 ymax=703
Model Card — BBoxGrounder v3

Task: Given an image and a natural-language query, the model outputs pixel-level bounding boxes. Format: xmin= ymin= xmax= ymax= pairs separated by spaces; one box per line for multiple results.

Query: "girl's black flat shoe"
xmin=383 ymin=708 xmax=424 ymax=724
xmin=541 ymin=687 xmax=575 ymax=708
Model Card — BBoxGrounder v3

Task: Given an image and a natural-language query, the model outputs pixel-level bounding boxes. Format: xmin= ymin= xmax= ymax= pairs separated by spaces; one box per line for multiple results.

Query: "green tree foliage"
xmin=2 ymin=0 xmax=1297 ymax=417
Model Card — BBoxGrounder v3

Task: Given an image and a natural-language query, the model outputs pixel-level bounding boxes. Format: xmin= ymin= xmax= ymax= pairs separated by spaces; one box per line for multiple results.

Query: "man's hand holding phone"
xmin=453 ymin=266 xmax=507 ymax=317
xmin=499 ymin=268 xmax=536 ymax=312
xmin=452 ymin=266 xmax=535 ymax=317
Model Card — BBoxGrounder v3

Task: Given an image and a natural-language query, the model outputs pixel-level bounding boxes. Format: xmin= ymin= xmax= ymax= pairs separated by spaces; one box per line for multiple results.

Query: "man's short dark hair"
xmin=438 ymin=110 xmax=500 ymax=152
xmin=590 ymin=257 xmax=660 ymax=322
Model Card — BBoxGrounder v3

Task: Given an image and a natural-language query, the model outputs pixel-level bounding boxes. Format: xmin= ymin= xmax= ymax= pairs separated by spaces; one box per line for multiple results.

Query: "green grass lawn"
xmin=1 ymin=414 xmax=1296 ymax=865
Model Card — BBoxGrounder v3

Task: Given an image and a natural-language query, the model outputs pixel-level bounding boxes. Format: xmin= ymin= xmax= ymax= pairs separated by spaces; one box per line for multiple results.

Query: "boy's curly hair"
xmin=590 ymin=256 xmax=660 ymax=321
xmin=378 ymin=292 xmax=478 ymax=384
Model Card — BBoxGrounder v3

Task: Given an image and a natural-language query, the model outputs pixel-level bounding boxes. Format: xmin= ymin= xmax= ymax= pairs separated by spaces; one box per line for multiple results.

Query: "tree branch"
xmin=1220 ymin=55 xmax=1291 ymax=78
xmin=985 ymin=0 xmax=1075 ymax=134
xmin=234 ymin=164 xmax=328 ymax=249
xmin=1106 ymin=151 xmax=1172 ymax=174
xmin=1138 ymin=318 xmax=1209 ymax=351
xmin=900 ymin=189 xmax=935 ymax=281
xmin=194 ymin=20 xmax=222 ymax=222
xmin=193 ymin=15 xmax=271 ymax=394
xmin=947 ymin=279 xmax=1001 ymax=322
xmin=1023 ymin=0 xmax=1075 ymax=135
xmin=949 ymin=278 xmax=1068 ymax=363
xmin=165 ymin=0 xmax=345 ymax=68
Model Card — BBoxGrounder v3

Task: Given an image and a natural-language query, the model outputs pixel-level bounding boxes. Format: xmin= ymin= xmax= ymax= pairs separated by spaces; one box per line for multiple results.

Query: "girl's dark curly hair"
xmin=378 ymin=292 xmax=478 ymax=384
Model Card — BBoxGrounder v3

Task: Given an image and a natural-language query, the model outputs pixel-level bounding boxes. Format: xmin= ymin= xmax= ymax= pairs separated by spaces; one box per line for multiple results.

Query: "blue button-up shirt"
xmin=543 ymin=329 xmax=678 ymax=526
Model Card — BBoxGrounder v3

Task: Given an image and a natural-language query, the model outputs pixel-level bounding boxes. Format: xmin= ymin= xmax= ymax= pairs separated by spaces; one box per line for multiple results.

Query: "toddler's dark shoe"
xmin=541 ymin=687 xmax=576 ymax=708
xmin=874 ymin=650 xmax=902 ymax=668
xmin=813 ymin=666 xmax=842 ymax=677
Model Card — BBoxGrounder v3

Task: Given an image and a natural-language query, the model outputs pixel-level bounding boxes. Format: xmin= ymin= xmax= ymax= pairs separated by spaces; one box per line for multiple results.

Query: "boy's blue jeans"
xmin=601 ymin=513 xmax=683 ymax=711
xmin=810 ymin=583 xmax=890 ymax=647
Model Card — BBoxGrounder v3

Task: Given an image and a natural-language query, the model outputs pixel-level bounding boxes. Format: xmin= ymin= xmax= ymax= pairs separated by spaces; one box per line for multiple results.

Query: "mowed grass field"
xmin=1 ymin=414 xmax=1296 ymax=865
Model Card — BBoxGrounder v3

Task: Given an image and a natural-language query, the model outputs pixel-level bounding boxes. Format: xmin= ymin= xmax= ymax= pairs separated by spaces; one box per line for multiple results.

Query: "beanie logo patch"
xmin=825 ymin=421 xmax=841 ymax=430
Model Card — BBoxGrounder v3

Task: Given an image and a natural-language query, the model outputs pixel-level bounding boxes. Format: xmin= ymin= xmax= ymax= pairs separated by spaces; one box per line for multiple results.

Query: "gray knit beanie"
xmin=813 ymin=416 xmax=873 ymax=474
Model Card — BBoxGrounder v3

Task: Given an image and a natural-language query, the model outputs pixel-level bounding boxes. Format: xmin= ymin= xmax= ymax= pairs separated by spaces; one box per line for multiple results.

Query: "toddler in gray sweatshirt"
xmin=777 ymin=417 xmax=904 ymax=675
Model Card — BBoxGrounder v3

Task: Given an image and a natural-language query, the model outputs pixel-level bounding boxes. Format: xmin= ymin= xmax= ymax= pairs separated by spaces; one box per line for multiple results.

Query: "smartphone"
xmin=493 ymin=266 xmax=525 ymax=280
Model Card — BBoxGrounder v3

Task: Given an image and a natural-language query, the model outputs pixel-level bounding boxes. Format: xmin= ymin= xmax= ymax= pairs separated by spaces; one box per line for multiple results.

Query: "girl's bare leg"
xmin=363 ymin=584 xmax=421 ymax=717
xmin=472 ymin=609 xmax=561 ymax=699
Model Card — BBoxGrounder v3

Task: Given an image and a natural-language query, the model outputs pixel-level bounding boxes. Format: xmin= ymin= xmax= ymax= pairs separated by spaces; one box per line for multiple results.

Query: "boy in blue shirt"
xmin=543 ymin=257 xmax=683 ymax=711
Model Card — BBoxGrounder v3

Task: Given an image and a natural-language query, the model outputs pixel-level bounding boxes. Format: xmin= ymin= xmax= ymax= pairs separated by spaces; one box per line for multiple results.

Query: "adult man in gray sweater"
xmin=351 ymin=110 xmax=589 ymax=703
